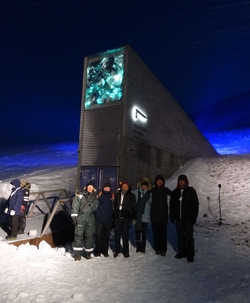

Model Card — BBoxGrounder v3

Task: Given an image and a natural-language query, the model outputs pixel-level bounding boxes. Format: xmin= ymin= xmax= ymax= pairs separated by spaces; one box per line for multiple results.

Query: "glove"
xmin=21 ymin=205 xmax=25 ymax=212
xmin=4 ymin=208 xmax=8 ymax=214
xmin=72 ymin=216 xmax=78 ymax=226
xmin=10 ymin=210 xmax=15 ymax=216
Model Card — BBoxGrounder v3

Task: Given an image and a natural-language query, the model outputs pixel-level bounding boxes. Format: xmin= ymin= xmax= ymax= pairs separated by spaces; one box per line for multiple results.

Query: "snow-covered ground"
xmin=0 ymin=143 xmax=250 ymax=303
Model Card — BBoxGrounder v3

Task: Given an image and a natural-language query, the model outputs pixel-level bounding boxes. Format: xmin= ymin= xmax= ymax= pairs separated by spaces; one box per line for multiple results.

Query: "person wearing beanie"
xmin=113 ymin=180 xmax=137 ymax=258
xmin=132 ymin=177 xmax=152 ymax=253
xmin=71 ymin=180 xmax=99 ymax=261
xmin=169 ymin=174 xmax=199 ymax=262
xmin=5 ymin=179 xmax=24 ymax=240
xmin=150 ymin=175 xmax=172 ymax=256
xmin=94 ymin=181 xmax=114 ymax=257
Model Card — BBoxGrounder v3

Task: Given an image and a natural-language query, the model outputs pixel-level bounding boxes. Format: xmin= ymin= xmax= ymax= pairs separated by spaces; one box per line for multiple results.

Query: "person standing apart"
xmin=95 ymin=181 xmax=114 ymax=257
xmin=113 ymin=180 xmax=137 ymax=258
xmin=132 ymin=177 xmax=152 ymax=253
xmin=150 ymin=175 xmax=172 ymax=256
xmin=5 ymin=179 xmax=23 ymax=240
xmin=170 ymin=174 xmax=199 ymax=262
xmin=18 ymin=180 xmax=31 ymax=235
xmin=71 ymin=180 xmax=99 ymax=260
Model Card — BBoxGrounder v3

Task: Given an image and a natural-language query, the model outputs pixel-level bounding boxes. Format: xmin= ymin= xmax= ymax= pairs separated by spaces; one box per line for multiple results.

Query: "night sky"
xmin=1 ymin=0 xmax=250 ymax=149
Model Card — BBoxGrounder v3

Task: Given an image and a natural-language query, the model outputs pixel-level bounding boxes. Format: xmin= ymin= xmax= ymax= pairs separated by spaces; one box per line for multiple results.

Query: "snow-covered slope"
xmin=0 ymin=145 xmax=250 ymax=303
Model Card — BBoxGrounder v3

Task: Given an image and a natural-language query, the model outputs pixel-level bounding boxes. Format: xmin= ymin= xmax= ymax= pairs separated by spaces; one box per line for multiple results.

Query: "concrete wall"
xmin=119 ymin=46 xmax=216 ymax=186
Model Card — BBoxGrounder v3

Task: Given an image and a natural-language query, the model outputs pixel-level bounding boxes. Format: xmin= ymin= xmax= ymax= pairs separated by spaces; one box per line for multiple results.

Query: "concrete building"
xmin=77 ymin=45 xmax=216 ymax=190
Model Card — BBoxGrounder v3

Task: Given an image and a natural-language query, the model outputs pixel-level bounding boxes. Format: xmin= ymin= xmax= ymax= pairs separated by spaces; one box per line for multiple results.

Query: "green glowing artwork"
xmin=85 ymin=48 xmax=124 ymax=109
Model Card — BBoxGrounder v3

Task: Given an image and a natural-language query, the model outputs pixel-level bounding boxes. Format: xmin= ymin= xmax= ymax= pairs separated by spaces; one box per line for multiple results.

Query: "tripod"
xmin=218 ymin=184 xmax=223 ymax=226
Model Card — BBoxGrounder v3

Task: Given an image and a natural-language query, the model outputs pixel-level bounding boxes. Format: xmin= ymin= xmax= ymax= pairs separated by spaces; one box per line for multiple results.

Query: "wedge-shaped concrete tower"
xmin=77 ymin=45 xmax=216 ymax=189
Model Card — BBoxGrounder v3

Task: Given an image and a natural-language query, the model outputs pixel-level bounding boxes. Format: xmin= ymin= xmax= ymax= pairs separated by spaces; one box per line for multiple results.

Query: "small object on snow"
xmin=203 ymin=214 xmax=208 ymax=217
xmin=29 ymin=230 xmax=37 ymax=237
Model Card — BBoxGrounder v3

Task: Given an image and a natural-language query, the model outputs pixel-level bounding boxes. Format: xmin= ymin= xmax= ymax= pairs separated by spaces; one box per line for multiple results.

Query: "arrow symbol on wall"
xmin=135 ymin=108 xmax=147 ymax=120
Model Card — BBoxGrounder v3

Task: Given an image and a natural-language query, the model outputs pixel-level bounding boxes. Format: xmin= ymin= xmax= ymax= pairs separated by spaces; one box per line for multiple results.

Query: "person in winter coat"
xmin=5 ymin=179 xmax=24 ymax=240
xmin=18 ymin=180 xmax=31 ymax=235
xmin=170 ymin=174 xmax=199 ymax=262
xmin=94 ymin=181 xmax=114 ymax=257
xmin=132 ymin=177 xmax=152 ymax=253
xmin=113 ymin=180 xmax=137 ymax=258
xmin=150 ymin=175 xmax=172 ymax=256
xmin=71 ymin=180 xmax=99 ymax=261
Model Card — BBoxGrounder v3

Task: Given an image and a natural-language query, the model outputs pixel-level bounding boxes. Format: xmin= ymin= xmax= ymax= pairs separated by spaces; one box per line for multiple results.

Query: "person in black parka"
xmin=150 ymin=175 xmax=172 ymax=256
xmin=113 ymin=180 xmax=137 ymax=258
xmin=95 ymin=181 xmax=114 ymax=257
xmin=170 ymin=174 xmax=199 ymax=262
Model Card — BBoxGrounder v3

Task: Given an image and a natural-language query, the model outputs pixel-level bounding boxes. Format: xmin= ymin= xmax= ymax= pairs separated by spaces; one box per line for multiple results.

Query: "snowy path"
xmin=0 ymin=221 xmax=249 ymax=303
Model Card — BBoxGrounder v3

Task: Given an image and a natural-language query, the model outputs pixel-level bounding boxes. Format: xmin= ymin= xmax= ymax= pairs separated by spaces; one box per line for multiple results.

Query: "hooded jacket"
xmin=8 ymin=179 xmax=23 ymax=216
xmin=71 ymin=187 xmax=99 ymax=224
xmin=150 ymin=175 xmax=172 ymax=224
xmin=132 ymin=177 xmax=152 ymax=226
xmin=95 ymin=187 xmax=114 ymax=224
xmin=170 ymin=176 xmax=199 ymax=224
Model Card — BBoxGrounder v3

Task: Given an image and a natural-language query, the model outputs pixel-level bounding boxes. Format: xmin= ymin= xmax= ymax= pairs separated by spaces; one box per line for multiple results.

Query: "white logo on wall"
xmin=132 ymin=106 xmax=147 ymax=122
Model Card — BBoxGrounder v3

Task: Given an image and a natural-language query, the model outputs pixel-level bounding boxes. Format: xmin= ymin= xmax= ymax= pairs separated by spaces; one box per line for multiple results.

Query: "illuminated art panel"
xmin=85 ymin=48 xmax=124 ymax=109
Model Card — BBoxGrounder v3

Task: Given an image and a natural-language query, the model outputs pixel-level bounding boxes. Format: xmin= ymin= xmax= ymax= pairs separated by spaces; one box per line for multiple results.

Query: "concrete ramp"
xmin=0 ymin=211 xmax=74 ymax=248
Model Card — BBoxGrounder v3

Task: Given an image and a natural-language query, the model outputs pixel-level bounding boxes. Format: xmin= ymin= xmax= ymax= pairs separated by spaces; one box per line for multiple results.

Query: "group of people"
xmin=71 ymin=174 xmax=199 ymax=263
xmin=3 ymin=174 xmax=199 ymax=264
xmin=4 ymin=179 xmax=31 ymax=240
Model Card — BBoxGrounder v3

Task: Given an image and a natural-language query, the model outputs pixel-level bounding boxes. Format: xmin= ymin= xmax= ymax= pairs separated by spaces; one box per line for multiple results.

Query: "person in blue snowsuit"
xmin=5 ymin=179 xmax=23 ymax=240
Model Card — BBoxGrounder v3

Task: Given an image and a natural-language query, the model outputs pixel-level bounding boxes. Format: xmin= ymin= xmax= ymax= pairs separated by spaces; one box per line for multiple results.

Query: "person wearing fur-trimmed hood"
xmin=71 ymin=180 xmax=99 ymax=261
xmin=150 ymin=175 xmax=172 ymax=256
xmin=132 ymin=177 xmax=152 ymax=253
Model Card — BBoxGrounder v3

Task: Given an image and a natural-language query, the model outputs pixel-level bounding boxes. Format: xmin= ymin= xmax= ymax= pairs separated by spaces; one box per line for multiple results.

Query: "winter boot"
xmin=141 ymin=242 xmax=146 ymax=253
xmin=5 ymin=235 xmax=17 ymax=240
xmin=123 ymin=252 xmax=130 ymax=258
xmin=74 ymin=256 xmax=81 ymax=261
xmin=85 ymin=253 xmax=92 ymax=260
xmin=187 ymin=255 xmax=194 ymax=262
xmin=136 ymin=242 xmax=141 ymax=253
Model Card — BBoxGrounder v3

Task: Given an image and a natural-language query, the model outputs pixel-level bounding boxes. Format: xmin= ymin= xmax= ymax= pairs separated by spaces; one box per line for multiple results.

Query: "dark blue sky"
xmin=1 ymin=0 xmax=250 ymax=148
